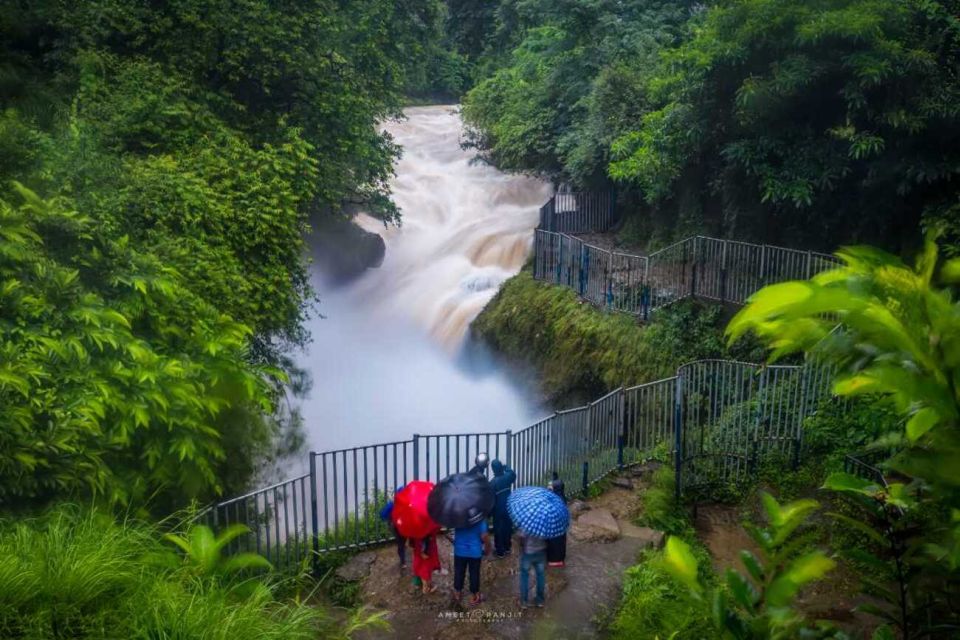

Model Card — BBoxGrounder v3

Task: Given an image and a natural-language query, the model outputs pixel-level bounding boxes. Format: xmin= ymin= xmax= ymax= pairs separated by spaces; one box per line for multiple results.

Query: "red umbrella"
xmin=392 ymin=480 xmax=439 ymax=539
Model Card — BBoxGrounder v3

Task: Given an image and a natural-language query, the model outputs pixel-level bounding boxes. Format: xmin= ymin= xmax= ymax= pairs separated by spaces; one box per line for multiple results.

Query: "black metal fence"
xmin=200 ymin=359 xmax=835 ymax=569
xmin=533 ymin=230 xmax=840 ymax=318
xmin=538 ymin=191 xmax=617 ymax=233
xmin=843 ymin=449 xmax=891 ymax=487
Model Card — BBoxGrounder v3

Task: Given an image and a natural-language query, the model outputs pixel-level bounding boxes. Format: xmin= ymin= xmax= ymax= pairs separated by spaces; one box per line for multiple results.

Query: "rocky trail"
xmin=348 ymin=467 xmax=664 ymax=640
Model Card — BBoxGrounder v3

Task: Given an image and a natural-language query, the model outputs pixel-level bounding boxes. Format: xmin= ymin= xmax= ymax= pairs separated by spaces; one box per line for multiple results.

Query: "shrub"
xmin=0 ymin=506 xmax=383 ymax=639
xmin=609 ymin=549 xmax=713 ymax=640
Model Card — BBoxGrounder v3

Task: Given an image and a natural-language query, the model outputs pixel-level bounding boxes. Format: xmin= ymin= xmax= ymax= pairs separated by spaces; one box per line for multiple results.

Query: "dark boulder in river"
xmin=309 ymin=216 xmax=385 ymax=284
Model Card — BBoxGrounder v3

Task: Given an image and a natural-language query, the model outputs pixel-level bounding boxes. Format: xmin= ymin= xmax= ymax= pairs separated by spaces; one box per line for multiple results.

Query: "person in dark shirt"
xmin=546 ymin=472 xmax=567 ymax=567
xmin=548 ymin=472 xmax=565 ymax=501
xmin=489 ymin=459 xmax=516 ymax=558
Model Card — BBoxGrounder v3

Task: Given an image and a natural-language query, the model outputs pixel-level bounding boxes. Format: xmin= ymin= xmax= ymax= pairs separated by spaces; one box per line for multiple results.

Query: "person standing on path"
xmin=468 ymin=452 xmax=489 ymax=477
xmin=452 ymin=518 xmax=490 ymax=607
xmin=379 ymin=486 xmax=406 ymax=569
xmin=411 ymin=533 xmax=441 ymax=594
xmin=546 ymin=472 xmax=567 ymax=567
xmin=517 ymin=528 xmax=547 ymax=608
xmin=489 ymin=459 xmax=516 ymax=558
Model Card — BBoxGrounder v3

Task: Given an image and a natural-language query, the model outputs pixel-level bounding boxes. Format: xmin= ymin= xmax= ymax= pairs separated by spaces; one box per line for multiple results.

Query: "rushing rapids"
xmin=296 ymin=105 xmax=551 ymax=452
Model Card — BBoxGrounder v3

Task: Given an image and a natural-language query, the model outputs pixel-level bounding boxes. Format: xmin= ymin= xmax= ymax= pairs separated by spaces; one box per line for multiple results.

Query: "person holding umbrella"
xmin=411 ymin=532 xmax=441 ymax=594
xmin=546 ymin=472 xmax=567 ymax=567
xmin=427 ymin=471 xmax=496 ymax=607
xmin=507 ymin=486 xmax=570 ymax=609
xmin=392 ymin=481 xmax=441 ymax=592
xmin=516 ymin=528 xmax=547 ymax=608
xmin=489 ymin=459 xmax=516 ymax=558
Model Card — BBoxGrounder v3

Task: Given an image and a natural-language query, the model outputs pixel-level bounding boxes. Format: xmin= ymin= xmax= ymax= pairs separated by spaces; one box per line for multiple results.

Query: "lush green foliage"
xmin=823 ymin=472 xmax=959 ymax=638
xmin=663 ymin=493 xmax=839 ymax=639
xmin=728 ymin=240 xmax=960 ymax=493
xmin=730 ymin=239 xmax=960 ymax=637
xmin=0 ymin=186 xmax=274 ymax=509
xmin=462 ymin=0 xmax=695 ymax=182
xmin=464 ymin=0 xmax=960 ymax=252
xmin=472 ymin=267 xmax=759 ymax=401
xmin=0 ymin=507 xmax=386 ymax=640
xmin=609 ymin=548 xmax=713 ymax=640
xmin=636 ymin=464 xmax=692 ymax=536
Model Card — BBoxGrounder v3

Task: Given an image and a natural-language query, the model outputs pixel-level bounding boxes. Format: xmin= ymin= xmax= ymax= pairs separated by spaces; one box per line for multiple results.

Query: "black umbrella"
xmin=427 ymin=472 xmax=495 ymax=528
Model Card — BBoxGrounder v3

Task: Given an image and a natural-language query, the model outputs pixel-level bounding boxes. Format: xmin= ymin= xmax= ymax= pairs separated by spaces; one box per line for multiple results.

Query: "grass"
xmin=0 ymin=505 xmax=386 ymax=640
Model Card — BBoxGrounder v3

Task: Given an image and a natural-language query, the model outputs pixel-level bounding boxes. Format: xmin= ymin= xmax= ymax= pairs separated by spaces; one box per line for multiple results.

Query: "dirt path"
xmin=354 ymin=475 xmax=662 ymax=640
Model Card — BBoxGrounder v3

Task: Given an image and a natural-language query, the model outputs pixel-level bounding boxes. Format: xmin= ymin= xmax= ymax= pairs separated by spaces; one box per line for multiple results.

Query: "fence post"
xmin=556 ymin=236 xmax=563 ymax=284
xmin=719 ymin=240 xmax=728 ymax=304
xmin=581 ymin=461 xmax=589 ymax=498
xmin=309 ymin=452 xmax=320 ymax=573
xmin=690 ymin=238 xmax=699 ymax=298
xmin=579 ymin=244 xmax=587 ymax=296
xmin=759 ymin=245 xmax=767 ymax=287
xmin=751 ymin=369 xmax=767 ymax=478
xmin=681 ymin=241 xmax=688 ymax=299
xmin=412 ymin=434 xmax=420 ymax=481
xmin=505 ymin=430 xmax=513 ymax=481
xmin=805 ymin=250 xmax=812 ymax=279
xmin=673 ymin=372 xmax=684 ymax=502
xmin=617 ymin=436 xmax=624 ymax=470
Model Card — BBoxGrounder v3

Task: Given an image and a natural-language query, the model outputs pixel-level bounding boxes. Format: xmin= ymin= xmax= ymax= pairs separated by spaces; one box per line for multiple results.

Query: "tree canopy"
xmin=462 ymin=0 xmax=960 ymax=253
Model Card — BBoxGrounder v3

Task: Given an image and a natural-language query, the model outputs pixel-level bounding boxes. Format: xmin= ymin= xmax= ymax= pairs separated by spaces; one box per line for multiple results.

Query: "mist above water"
xmin=296 ymin=106 xmax=553 ymax=454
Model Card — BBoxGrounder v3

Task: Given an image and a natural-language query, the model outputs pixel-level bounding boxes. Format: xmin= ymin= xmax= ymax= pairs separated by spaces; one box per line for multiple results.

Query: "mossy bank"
xmin=471 ymin=267 xmax=762 ymax=405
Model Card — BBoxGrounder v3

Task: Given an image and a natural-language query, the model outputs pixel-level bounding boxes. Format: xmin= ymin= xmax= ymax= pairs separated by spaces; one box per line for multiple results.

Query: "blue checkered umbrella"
xmin=507 ymin=486 xmax=570 ymax=538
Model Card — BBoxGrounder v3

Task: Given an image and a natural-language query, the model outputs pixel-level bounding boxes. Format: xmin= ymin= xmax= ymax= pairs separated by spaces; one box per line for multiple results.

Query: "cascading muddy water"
xmin=295 ymin=105 xmax=552 ymax=454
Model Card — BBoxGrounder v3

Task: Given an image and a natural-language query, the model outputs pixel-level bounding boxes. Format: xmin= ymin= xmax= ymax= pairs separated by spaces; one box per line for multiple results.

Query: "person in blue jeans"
xmin=452 ymin=518 xmax=490 ymax=606
xmin=516 ymin=528 xmax=547 ymax=608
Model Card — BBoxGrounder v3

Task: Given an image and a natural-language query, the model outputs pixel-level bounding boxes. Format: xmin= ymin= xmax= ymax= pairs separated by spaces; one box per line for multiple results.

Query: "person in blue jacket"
xmin=379 ymin=485 xmax=406 ymax=569
xmin=489 ymin=459 xmax=516 ymax=558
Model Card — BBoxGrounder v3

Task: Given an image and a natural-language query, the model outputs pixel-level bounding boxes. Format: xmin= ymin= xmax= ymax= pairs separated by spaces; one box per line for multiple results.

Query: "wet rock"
xmin=620 ymin=523 xmax=665 ymax=549
xmin=309 ymin=216 xmax=386 ymax=283
xmin=335 ymin=550 xmax=378 ymax=582
xmin=568 ymin=500 xmax=590 ymax=516
xmin=611 ymin=477 xmax=634 ymax=490
xmin=570 ymin=508 xmax=620 ymax=542
xmin=630 ymin=461 xmax=663 ymax=478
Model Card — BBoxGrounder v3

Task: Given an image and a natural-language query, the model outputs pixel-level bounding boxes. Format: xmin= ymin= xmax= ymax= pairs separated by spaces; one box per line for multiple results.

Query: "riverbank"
xmin=470 ymin=266 xmax=762 ymax=407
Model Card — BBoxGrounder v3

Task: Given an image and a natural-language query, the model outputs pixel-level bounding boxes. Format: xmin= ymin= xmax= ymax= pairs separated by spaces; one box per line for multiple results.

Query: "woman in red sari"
xmin=411 ymin=533 xmax=441 ymax=594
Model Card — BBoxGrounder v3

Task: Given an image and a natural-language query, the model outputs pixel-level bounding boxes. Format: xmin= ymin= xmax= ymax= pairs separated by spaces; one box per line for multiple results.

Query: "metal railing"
xmin=538 ymin=191 xmax=617 ymax=233
xmin=843 ymin=449 xmax=892 ymax=487
xmin=201 ymin=358 xmax=836 ymax=569
xmin=533 ymin=230 xmax=840 ymax=318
